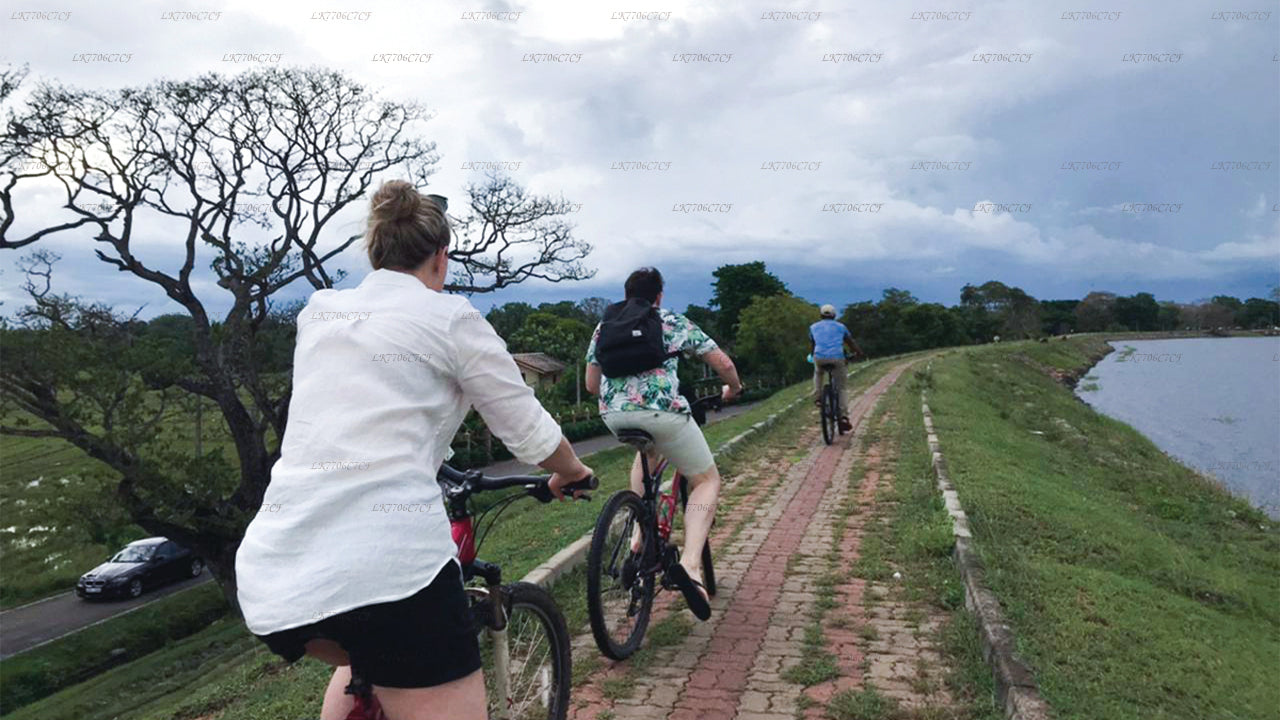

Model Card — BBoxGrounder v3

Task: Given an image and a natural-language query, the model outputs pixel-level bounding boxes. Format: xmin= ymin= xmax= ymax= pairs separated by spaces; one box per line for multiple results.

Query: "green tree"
xmin=1113 ymin=292 xmax=1159 ymax=331
xmin=683 ymin=304 xmax=721 ymax=344
xmin=1156 ymin=302 xmax=1182 ymax=331
xmin=1238 ymin=297 xmax=1280 ymax=329
xmin=1040 ymin=300 xmax=1079 ymax=335
xmin=535 ymin=300 xmax=591 ymax=325
xmin=901 ymin=302 xmax=967 ymax=350
xmin=509 ymin=312 xmax=592 ymax=363
xmin=735 ymin=294 xmax=817 ymax=383
xmin=841 ymin=301 xmax=886 ymax=356
xmin=485 ymin=302 xmax=535 ymax=341
xmin=1075 ymin=291 xmax=1117 ymax=332
xmin=709 ymin=262 xmax=789 ymax=344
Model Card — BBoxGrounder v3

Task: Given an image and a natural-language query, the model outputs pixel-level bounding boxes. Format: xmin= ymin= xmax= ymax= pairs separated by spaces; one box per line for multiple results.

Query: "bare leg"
xmin=375 ymin=668 xmax=487 ymax=720
xmin=628 ymin=452 xmax=647 ymax=552
xmin=628 ymin=451 xmax=645 ymax=496
xmin=678 ymin=465 xmax=722 ymax=593
xmin=320 ymin=665 xmax=355 ymax=720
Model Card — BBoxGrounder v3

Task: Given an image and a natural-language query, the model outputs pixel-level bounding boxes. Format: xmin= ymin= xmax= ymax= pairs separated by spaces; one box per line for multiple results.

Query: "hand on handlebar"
xmin=721 ymin=383 xmax=742 ymax=404
xmin=548 ymin=465 xmax=595 ymax=501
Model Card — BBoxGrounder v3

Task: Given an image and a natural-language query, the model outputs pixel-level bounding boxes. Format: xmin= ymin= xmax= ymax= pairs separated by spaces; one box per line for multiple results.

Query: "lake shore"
xmin=924 ymin=336 xmax=1278 ymax=719
xmin=1075 ymin=334 xmax=1280 ymax=518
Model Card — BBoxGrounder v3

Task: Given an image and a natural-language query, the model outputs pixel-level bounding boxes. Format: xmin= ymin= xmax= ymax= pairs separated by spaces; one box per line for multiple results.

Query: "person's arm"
xmin=842 ymin=327 xmax=865 ymax=359
xmin=451 ymin=306 xmax=592 ymax=498
xmin=702 ymin=348 xmax=743 ymax=401
xmin=583 ymin=325 xmax=603 ymax=396
xmin=537 ymin=437 xmax=595 ymax=499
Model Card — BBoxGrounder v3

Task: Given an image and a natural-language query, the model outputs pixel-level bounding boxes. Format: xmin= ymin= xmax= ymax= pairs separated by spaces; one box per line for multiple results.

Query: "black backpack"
xmin=595 ymin=298 xmax=679 ymax=378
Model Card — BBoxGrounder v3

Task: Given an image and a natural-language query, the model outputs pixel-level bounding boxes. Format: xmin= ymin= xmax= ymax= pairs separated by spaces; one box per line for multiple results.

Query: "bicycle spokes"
xmin=481 ymin=600 xmax=560 ymax=719
xmin=599 ymin=505 xmax=647 ymax=630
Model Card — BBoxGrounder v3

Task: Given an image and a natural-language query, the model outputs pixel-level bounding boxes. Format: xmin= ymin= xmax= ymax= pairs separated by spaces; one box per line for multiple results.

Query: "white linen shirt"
xmin=235 ymin=268 xmax=563 ymax=635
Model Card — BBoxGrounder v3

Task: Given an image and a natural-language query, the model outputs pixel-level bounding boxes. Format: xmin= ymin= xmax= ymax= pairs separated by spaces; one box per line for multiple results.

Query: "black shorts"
xmin=254 ymin=561 xmax=481 ymax=688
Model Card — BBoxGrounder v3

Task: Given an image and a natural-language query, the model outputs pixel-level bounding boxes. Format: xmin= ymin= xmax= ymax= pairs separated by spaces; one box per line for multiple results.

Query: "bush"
xmin=0 ymin=582 xmax=230 ymax=713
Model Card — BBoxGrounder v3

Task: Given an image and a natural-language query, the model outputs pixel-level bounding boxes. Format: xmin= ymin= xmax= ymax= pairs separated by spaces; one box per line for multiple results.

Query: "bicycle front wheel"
xmin=587 ymin=490 xmax=654 ymax=660
xmin=477 ymin=582 xmax=570 ymax=720
xmin=821 ymin=384 xmax=836 ymax=445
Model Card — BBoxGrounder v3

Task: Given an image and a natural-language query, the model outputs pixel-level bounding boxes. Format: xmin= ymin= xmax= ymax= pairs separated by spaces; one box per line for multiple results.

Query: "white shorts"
xmin=602 ymin=410 xmax=716 ymax=477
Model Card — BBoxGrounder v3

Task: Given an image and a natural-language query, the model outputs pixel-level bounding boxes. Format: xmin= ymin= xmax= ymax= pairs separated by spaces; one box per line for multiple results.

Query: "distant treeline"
xmin=78 ymin=265 xmax=1278 ymax=402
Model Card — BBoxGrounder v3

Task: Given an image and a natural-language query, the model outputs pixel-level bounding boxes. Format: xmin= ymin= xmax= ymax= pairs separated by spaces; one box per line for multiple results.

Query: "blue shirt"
xmin=810 ymin=319 xmax=851 ymax=360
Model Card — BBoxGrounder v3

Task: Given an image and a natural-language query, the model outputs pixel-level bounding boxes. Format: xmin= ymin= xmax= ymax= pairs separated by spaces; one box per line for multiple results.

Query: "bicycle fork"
xmin=468 ymin=561 xmax=514 ymax=720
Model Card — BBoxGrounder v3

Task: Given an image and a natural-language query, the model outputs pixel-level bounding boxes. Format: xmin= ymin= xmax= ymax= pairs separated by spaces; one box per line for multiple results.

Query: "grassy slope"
xmin=927 ymin=338 xmax=1279 ymax=720
xmin=0 ymin=401 xmax=237 ymax=608
xmin=0 ymin=583 xmax=229 ymax=714
xmin=12 ymin=360 xmax=900 ymax=720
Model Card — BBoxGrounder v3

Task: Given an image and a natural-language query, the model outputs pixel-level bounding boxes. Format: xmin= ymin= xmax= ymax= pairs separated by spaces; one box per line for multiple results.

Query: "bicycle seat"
xmin=614 ymin=428 xmax=655 ymax=452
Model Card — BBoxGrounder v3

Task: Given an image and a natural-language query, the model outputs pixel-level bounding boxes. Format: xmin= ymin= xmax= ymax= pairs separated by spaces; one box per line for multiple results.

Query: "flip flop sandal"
xmin=667 ymin=563 xmax=711 ymax=620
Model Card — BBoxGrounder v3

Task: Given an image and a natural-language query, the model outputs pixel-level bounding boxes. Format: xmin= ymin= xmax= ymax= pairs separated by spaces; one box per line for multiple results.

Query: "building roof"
xmin=511 ymin=352 xmax=567 ymax=375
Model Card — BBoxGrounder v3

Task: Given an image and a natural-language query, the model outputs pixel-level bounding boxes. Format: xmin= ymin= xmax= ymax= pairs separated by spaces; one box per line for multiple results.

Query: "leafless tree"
xmin=0 ymin=66 xmax=593 ymax=605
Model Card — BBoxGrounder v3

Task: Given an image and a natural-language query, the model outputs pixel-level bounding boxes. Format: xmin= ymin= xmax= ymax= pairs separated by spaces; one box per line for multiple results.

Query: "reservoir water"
xmin=1076 ymin=337 xmax=1280 ymax=518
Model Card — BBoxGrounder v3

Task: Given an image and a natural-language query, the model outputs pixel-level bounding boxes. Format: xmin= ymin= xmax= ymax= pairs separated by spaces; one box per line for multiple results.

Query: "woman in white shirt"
xmin=235 ymin=180 xmax=594 ymax=720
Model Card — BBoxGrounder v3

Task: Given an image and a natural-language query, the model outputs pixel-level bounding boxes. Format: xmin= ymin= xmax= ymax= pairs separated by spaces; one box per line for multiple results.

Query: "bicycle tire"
xmin=821 ymin=383 xmax=836 ymax=445
xmin=586 ymin=490 xmax=654 ymax=660
xmin=476 ymin=581 xmax=571 ymax=720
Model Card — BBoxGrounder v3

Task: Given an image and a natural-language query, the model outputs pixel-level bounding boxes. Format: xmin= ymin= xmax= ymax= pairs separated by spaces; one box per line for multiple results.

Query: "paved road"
xmin=479 ymin=399 xmax=761 ymax=476
xmin=0 ymin=401 xmax=759 ymax=660
xmin=0 ymin=573 xmax=213 ymax=659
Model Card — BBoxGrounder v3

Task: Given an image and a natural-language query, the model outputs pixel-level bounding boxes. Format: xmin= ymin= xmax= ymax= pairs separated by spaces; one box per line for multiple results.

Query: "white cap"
xmin=820 ymin=304 xmax=836 ymax=318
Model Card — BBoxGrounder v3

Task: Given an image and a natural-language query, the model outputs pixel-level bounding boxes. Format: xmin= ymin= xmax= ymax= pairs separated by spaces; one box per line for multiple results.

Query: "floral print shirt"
xmin=585 ymin=308 xmax=718 ymax=415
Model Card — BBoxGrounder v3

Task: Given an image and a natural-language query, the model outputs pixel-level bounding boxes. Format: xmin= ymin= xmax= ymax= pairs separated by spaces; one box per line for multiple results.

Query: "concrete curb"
xmin=920 ymin=362 xmax=1054 ymax=720
xmin=519 ymin=381 xmax=823 ymax=588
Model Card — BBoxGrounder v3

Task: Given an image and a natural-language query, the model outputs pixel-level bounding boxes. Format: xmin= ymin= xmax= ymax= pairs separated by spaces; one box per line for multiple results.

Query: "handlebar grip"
xmin=562 ymin=474 xmax=599 ymax=495
xmin=528 ymin=474 xmax=598 ymax=503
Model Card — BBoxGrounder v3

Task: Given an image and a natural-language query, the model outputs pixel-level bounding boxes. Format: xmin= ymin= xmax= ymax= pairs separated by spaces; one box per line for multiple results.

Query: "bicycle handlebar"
xmin=438 ymin=463 xmax=598 ymax=502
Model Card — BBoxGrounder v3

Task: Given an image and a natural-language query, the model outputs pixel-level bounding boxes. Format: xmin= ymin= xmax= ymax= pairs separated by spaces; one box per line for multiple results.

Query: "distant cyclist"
xmin=584 ymin=267 xmax=743 ymax=620
xmin=809 ymin=304 xmax=864 ymax=433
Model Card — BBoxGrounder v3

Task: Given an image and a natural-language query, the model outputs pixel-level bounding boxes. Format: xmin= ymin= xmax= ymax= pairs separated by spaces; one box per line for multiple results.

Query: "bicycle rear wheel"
xmin=587 ymin=490 xmax=654 ymax=660
xmin=475 ymin=582 xmax=571 ymax=720
xmin=820 ymin=383 xmax=836 ymax=445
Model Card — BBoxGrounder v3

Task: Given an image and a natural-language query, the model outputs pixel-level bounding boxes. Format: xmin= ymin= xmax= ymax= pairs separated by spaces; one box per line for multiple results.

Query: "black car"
xmin=76 ymin=537 xmax=204 ymax=600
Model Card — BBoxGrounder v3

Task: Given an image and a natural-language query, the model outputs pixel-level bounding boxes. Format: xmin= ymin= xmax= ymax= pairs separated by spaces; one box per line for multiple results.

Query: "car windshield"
xmin=111 ymin=546 xmax=154 ymax=563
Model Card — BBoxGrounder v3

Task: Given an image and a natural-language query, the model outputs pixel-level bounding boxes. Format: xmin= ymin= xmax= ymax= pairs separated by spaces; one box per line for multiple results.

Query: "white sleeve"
xmin=449 ymin=305 xmax=564 ymax=465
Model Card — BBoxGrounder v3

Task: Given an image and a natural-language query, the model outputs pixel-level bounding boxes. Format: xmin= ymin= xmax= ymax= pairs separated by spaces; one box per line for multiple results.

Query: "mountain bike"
xmin=585 ymin=395 xmax=722 ymax=660
xmin=342 ymin=463 xmax=597 ymax=720
xmin=816 ymin=354 xmax=859 ymax=445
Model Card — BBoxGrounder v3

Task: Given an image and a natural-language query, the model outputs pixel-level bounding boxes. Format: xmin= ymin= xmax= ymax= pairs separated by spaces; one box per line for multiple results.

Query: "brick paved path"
xmin=568 ymin=360 xmax=956 ymax=720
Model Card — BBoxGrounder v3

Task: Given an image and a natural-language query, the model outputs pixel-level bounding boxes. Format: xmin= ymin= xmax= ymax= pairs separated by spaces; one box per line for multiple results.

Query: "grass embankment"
xmin=923 ymin=338 xmax=1279 ymax=720
xmin=12 ymin=359 xmax=900 ymax=720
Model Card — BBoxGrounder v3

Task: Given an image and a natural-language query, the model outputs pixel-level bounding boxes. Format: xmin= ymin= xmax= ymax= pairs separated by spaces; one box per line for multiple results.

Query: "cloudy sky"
xmin=2 ymin=0 xmax=1278 ymax=318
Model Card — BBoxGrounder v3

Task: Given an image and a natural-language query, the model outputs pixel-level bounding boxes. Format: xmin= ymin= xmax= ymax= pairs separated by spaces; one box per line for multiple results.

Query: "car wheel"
xmin=189 ymin=559 xmax=204 ymax=577
xmin=128 ymin=579 xmax=143 ymax=598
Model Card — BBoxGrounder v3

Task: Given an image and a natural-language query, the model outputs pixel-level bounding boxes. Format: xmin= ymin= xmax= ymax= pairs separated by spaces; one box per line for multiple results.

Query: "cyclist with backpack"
xmin=810 ymin=304 xmax=864 ymax=434
xmin=584 ymin=267 xmax=742 ymax=620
